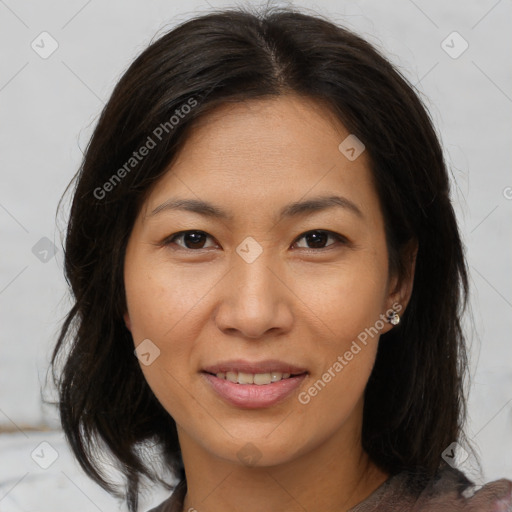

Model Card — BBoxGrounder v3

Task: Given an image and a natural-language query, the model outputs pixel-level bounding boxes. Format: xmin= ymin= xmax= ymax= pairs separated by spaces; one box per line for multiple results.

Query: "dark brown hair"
xmin=52 ymin=6 xmax=471 ymax=511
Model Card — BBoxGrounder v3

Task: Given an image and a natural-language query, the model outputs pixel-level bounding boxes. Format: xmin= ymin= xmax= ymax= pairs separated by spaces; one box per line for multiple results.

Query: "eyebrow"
xmin=148 ymin=194 xmax=364 ymax=222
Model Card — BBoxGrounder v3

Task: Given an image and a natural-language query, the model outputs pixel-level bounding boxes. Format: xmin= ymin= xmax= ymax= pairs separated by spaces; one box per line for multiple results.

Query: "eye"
xmin=162 ymin=229 xmax=347 ymax=252
xmin=292 ymin=230 xmax=347 ymax=250
xmin=163 ymin=230 xmax=217 ymax=250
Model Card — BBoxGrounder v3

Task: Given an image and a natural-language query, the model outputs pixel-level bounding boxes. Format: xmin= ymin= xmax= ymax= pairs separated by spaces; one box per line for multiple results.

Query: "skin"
xmin=123 ymin=94 xmax=416 ymax=512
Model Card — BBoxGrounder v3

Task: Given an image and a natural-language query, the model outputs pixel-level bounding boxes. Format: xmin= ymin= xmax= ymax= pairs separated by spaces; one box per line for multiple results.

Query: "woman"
xmin=51 ymin=6 xmax=512 ymax=512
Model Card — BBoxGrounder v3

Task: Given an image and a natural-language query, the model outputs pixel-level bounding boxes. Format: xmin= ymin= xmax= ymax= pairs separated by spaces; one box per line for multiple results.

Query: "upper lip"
xmin=202 ymin=359 xmax=308 ymax=375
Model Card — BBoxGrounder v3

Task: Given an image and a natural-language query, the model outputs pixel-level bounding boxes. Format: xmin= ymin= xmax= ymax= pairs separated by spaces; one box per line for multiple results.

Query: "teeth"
xmin=237 ymin=372 xmax=254 ymax=384
xmin=271 ymin=371 xmax=283 ymax=382
xmin=254 ymin=373 xmax=272 ymax=385
xmin=216 ymin=371 xmax=295 ymax=385
xmin=226 ymin=371 xmax=237 ymax=383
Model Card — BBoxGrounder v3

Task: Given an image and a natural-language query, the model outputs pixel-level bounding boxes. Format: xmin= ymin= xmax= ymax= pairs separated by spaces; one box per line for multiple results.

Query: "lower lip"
xmin=202 ymin=372 xmax=307 ymax=409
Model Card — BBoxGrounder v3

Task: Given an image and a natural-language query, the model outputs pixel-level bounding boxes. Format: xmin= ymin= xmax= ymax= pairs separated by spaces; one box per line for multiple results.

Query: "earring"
xmin=388 ymin=310 xmax=400 ymax=326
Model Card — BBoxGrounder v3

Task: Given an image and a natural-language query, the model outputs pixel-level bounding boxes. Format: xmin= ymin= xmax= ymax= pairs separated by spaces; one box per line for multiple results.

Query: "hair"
xmin=51 ymin=5 xmax=472 ymax=511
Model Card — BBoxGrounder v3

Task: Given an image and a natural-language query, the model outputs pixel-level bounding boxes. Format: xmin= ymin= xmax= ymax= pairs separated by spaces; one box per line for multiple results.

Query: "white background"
xmin=1 ymin=0 xmax=511 ymax=510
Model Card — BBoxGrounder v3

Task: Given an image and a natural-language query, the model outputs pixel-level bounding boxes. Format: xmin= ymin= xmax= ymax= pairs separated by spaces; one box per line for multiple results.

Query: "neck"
xmin=177 ymin=419 xmax=389 ymax=512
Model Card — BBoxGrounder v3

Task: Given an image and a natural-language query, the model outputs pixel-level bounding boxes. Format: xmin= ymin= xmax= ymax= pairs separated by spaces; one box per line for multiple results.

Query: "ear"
xmin=123 ymin=311 xmax=132 ymax=332
xmin=380 ymin=239 xmax=418 ymax=334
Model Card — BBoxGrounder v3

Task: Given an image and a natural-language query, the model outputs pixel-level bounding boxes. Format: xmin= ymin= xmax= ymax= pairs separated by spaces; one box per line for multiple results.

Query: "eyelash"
xmin=161 ymin=229 xmax=348 ymax=252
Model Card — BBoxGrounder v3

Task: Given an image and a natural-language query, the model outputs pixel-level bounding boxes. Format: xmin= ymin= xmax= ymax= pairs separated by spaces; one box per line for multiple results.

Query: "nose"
xmin=213 ymin=251 xmax=293 ymax=339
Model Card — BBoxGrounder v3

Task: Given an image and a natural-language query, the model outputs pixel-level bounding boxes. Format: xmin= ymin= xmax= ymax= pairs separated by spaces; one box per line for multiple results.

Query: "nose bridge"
xmin=232 ymin=240 xmax=280 ymax=306
xmin=214 ymin=238 xmax=291 ymax=337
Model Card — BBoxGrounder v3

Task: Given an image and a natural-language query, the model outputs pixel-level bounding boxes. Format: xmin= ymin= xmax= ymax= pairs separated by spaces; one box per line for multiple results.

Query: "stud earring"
xmin=388 ymin=310 xmax=400 ymax=326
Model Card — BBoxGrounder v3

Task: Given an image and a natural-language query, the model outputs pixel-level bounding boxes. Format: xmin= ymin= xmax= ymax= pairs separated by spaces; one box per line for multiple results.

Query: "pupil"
xmin=307 ymin=231 xmax=327 ymax=248
xmin=185 ymin=232 xmax=205 ymax=248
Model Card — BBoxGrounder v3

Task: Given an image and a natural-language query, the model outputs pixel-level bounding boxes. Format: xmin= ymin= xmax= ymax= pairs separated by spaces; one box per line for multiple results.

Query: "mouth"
xmin=201 ymin=359 xmax=308 ymax=409
xmin=203 ymin=370 xmax=306 ymax=385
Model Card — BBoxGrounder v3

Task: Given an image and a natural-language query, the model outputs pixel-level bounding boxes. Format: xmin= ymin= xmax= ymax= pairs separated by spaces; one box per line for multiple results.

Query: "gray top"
xmin=147 ymin=466 xmax=512 ymax=512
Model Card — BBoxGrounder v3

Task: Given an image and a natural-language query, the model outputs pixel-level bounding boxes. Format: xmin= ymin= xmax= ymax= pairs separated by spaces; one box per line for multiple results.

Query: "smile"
xmin=202 ymin=371 xmax=308 ymax=409
xmin=211 ymin=371 xmax=298 ymax=385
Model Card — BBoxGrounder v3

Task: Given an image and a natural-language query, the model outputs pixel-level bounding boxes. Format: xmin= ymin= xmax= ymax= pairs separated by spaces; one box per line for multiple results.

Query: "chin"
xmin=194 ymin=427 xmax=310 ymax=469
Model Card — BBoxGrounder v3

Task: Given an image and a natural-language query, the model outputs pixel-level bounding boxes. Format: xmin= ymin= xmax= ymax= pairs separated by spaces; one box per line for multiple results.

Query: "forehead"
xmin=142 ymin=94 xmax=379 ymax=225
xmin=174 ymin=94 xmax=353 ymax=172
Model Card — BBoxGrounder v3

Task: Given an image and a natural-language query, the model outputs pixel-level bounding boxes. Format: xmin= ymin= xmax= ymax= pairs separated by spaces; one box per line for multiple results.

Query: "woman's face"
xmin=124 ymin=94 xmax=409 ymax=467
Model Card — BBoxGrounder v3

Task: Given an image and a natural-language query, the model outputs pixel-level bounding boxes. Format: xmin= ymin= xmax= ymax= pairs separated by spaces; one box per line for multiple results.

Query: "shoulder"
xmin=384 ymin=466 xmax=512 ymax=511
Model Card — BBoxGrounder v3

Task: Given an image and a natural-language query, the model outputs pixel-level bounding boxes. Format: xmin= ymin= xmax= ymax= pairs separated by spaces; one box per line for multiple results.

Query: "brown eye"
xmin=162 ymin=229 xmax=346 ymax=252
xmin=164 ymin=230 xmax=216 ymax=250
xmin=293 ymin=230 xmax=346 ymax=250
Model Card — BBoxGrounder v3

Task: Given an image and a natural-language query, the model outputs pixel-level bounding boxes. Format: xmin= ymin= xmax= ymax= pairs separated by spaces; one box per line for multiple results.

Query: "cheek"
xmin=123 ymin=257 xmax=219 ymax=397
xmin=123 ymin=261 xmax=207 ymax=422
xmin=291 ymin=252 xmax=388 ymax=408
xmin=336 ymin=270 xmax=388 ymax=340
xmin=125 ymin=257 xmax=215 ymax=341
xmin=292 ymin=254 xmax=389 ymax=344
